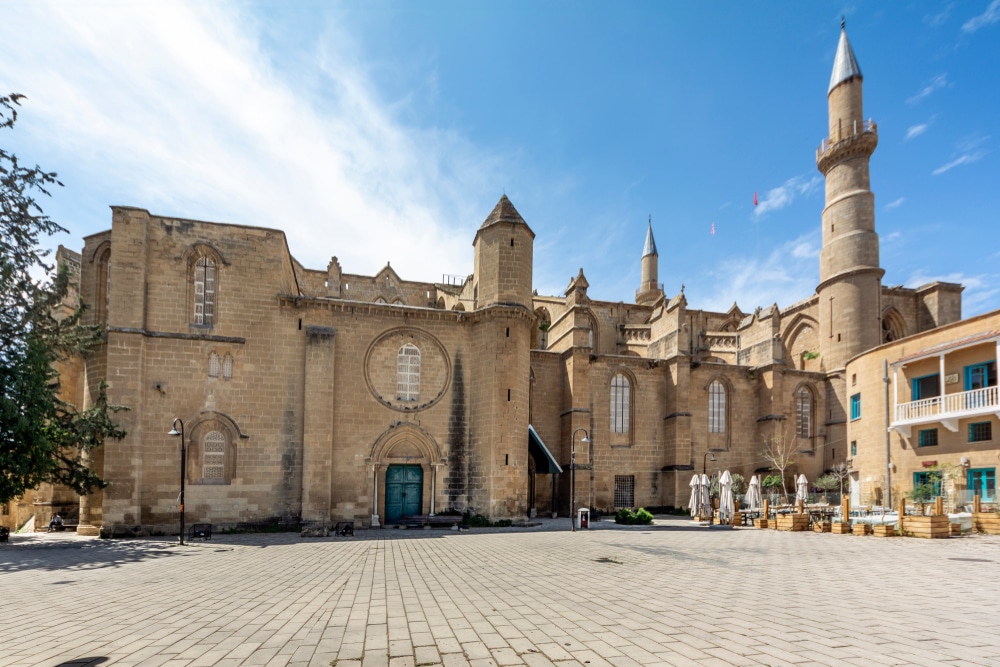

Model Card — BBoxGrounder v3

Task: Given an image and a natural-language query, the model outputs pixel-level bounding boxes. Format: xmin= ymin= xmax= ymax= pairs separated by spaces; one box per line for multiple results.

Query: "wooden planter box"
xmin=776 ymin=514 xmax=809 ymax=531
xmin=852 ymin=523 xmax=872 ymax=536
xmin=949 ymin=523 xmax=962 ymax=536
xmin=973 ymin=512 xmax=1000 ymax=535
xmin=902 ymin=515 xmax=950 ymax=539
xmin=830 ymin=522 xmax=852 ymax=534
xmin=872 ymin=525 xmax=895 ymax=537
xmin=813 ymin=522 xmax=831 ymax=533
xmin=756 ymin=518 xmax=769 ymax=529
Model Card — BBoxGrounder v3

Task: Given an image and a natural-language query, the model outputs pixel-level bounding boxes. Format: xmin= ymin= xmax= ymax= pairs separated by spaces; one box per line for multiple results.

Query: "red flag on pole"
xmin=710 ymin=222 xmax=715 ymax=236
xmin=754 ymin=191 xmax=758 ymax=206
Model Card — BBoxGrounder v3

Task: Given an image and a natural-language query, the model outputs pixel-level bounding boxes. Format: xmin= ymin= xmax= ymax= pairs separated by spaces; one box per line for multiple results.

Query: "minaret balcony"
xmin=816 ymin=119 xmax=878 ymax=173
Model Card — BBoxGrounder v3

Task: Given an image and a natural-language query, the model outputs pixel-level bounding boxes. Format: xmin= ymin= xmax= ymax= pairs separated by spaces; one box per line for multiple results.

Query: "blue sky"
xmin=2 ymin=1 xmax=999 ymax=315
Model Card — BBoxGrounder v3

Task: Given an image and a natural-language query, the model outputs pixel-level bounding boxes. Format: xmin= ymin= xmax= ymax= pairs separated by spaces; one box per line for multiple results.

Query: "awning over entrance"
xmin=528 ymin=425 xmax=563 ymax=474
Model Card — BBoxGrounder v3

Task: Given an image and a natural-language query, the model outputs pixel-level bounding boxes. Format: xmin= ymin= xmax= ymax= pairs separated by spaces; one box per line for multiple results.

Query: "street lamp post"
xmin=703 ymin=450 xmax=716 ymax=476
xmin=571 ymin=428 xmax=590 ymax=532
xmin=168 ymin=418 xmax=186 ymax=545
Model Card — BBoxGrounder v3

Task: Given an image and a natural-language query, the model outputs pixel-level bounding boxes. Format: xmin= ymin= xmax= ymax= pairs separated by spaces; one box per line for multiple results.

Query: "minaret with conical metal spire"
xmin=816 ymin=20 xmax=883 ymax=371
xmin=637 ymin=216 xmax=663 ymax=304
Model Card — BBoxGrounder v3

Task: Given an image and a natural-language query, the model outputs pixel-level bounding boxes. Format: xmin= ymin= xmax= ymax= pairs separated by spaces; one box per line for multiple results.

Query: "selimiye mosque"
xmin=11 ymin=23 xmax=976 ymax=534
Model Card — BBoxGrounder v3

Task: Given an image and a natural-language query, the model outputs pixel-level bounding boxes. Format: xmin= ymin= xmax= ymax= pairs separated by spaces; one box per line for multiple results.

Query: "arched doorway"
xmin=368 ymin=422 xmax=445 ymax=527
xmin=385 ymin=465 xmax=423 ymax=523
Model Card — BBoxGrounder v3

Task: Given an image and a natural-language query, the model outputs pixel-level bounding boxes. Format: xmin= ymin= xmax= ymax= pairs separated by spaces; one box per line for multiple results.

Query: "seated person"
xmin=47 ymin=514 xmax=64 ymax=532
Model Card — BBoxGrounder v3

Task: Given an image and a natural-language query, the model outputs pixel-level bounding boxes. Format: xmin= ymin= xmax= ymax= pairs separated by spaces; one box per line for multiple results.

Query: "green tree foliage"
xmin=0 ymin=93 xmax=126 ymax=504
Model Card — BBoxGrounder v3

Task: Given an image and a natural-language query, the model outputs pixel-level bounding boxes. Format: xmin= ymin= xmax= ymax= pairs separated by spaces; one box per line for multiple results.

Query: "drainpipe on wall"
xmin=883 ymin=358 xmax=892 ymax=508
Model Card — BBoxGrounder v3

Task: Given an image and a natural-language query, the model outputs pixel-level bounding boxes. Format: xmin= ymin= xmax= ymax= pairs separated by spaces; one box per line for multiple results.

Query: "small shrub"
xmin=614 ymin=508 xmax=654 ymax=525
xmin=462 ymin=513 xmax=491 ymax=527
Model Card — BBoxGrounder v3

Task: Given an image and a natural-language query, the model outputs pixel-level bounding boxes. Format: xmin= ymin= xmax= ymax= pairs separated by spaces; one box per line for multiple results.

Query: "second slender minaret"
xmin=816 ymin=21 xmax=883 ymax=371
xmin=637 ymin=218 xmax=662 ymax=304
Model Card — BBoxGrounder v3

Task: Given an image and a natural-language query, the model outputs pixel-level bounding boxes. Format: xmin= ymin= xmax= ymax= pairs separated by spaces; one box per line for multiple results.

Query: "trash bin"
xmin=576 ymin=508 xmax=590 ymax=530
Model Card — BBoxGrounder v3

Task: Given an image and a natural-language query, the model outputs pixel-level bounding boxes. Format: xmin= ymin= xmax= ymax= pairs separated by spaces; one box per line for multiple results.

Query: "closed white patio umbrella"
xmin=719 ymin=470 xmax=734 ymax=524
xmin=796 ymin=474 xmax=809 ymax=504
xmin=699 ymin=473 xmax=712 ymax=518
xmin=746 ymin=475 xmax=763 ymax=511
xmin=688 ymin=474 xmax=701 ymax=517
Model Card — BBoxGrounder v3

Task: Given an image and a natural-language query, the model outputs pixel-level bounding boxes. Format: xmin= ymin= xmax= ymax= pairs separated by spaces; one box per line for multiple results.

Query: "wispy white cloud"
xmin=907 ymin=74 xmax=949 ymax=105
xmin=933 ymin=136 xmax=990 ymax=175
xmin=906 ymin=124 xmax=928 ymax=140
xmin=884 ymin=231 xmax=903 ymax=241
xmin=699 ymin=232 xmax=820 ymax=312
xmin=925 ymin=4 xmax=953 ymax=27
xmin=753 ymin=175 xmax=822 ymax=220
xmin=0 ymin=3 xmax=505 ymax=281
xmin=933 ymin=152 xmax=986 ymax=175
xmin=963 ymin=0 xmax=1000 ymax=32
xmin=884 ymin=198 xmax=905 ymax=210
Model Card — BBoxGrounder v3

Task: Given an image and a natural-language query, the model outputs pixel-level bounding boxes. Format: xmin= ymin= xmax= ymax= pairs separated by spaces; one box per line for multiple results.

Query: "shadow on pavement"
xmin=54 ymin=658 xmax=109 ymax=667
xmin=0 ymin=538 xmax=190 ymax=573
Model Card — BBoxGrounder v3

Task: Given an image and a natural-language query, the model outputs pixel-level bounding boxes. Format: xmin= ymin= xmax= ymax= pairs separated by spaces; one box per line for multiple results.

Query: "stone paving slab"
xmin=3 ymin=518 xmax=1000 ymax=666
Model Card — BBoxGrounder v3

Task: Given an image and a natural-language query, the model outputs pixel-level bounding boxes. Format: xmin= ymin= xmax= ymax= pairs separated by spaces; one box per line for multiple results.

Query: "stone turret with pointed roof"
xmin=472 ymin=194 xmax=535 ymax=309
xmin=637 ymin=217 xmax=663 ymax=305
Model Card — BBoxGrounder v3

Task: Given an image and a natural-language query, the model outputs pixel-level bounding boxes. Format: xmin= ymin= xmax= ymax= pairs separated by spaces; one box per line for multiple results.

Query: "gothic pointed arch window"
xmin=611 ymin=373 xmax=631 ymax=434
xmin=95 ymin=246 xmax=111 ymax=325
xmin=397 ymin=343 xmax=421 ymax=401
xmin=186 ymin=414 xmax=240 ymax=485
xmin=708 ymin=380 xmax=727 ymax=434
xmin=193 ymin=256 xmax=216 ymax=326
xmin=209 ymin=352 xmax=221 ymax=378
xmin=795 ymin=386 xmax=814 ymax=439
xmin=882 ymin=309 xmax=906 ymax=343
xmin=186 ymin=244 xmax=223 ymax=328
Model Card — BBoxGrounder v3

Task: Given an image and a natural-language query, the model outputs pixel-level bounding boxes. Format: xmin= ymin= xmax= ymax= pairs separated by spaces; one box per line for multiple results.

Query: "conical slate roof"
xmin=480 ymin=194 xmax=527 ymax=229
xmin=828 ymin=23 xmax=862 ymax=94
xmin=642 ymin=220 xmax=658 ymax=257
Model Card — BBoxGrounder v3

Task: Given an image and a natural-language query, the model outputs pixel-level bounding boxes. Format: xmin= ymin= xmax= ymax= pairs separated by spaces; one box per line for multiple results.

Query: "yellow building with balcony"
xmin=845 ymin=310 xmax=1000 ymax=509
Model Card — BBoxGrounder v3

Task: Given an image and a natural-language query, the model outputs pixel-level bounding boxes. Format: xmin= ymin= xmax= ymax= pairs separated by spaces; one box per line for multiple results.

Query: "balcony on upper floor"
xmin=889 ymin=330 xmax=1000 ymax=439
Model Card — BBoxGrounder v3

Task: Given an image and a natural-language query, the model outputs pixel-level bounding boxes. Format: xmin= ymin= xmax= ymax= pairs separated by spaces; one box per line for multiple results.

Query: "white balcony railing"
xmin=893 ymin=385 xmax=1000 ymax=432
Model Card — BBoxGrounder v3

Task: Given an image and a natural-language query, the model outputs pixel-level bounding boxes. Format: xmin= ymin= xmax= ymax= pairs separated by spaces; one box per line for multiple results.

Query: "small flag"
xmin=710 ymin=222 xmax=715 ymax=236
xmin=754 ymin=191 xmax=758 ymax=206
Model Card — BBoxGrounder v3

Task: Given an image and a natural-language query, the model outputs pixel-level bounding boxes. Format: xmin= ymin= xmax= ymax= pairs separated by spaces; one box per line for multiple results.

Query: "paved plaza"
xmin=3 ymin=517 xmax=1000 ymax=667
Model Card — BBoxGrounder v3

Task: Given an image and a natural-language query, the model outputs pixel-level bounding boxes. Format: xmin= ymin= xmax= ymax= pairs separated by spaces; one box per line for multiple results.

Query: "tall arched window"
xmin=94 ymin=246 xmax=111 ymax=325
xmin=611 ymin=373 xmax=631 ymax=433
xmin=708 ymin=380 xmax=726 ymax=433
xmin=194 ymin=256 xmax=216 ymax=325
xmin=209 ymin=352 xmax=221 ymax=378
xmin=397 ymin=344 xmax=421 ymax=401
xmin=795 ymin=387 xmax=813 ymax=439
xmin=202 ymin=430 xmax=226 ymax=480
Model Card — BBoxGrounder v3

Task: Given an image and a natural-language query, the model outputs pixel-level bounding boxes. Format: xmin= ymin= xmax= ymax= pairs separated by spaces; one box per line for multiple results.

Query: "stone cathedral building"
xmin=18 ymin=25 xmax=973 ymax=534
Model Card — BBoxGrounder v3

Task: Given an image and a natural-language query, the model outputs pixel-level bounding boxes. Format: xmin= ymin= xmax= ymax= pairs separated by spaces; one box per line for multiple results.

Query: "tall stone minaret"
xmin=636 ymin=218 xmax=662 ymax=305
xmin=816 ymin=20 xmax=883 ymax=372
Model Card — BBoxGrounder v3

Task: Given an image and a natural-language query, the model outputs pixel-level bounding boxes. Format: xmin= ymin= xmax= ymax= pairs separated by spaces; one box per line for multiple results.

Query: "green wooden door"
xmin=385 ymin=465 xmax=423 ymax=523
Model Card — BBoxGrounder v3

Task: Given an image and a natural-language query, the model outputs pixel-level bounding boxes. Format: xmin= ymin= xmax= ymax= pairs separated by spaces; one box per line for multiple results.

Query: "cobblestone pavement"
xmin=4 ymin=517 xmax=1000 ymax=667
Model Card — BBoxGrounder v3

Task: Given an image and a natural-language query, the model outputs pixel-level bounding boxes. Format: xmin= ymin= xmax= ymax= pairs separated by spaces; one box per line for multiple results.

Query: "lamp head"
xmin=168 ymin=428 xmax=180 ymax=437
xmin=581 ymin=436 xmax=590 ymax=443
xmin=709 ymin=452 xmax=717 ymax=462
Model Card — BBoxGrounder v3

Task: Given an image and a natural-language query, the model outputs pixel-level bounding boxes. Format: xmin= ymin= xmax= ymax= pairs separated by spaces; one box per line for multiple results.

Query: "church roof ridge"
xmin=829 ymin=20 xmax=862 ymax=94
